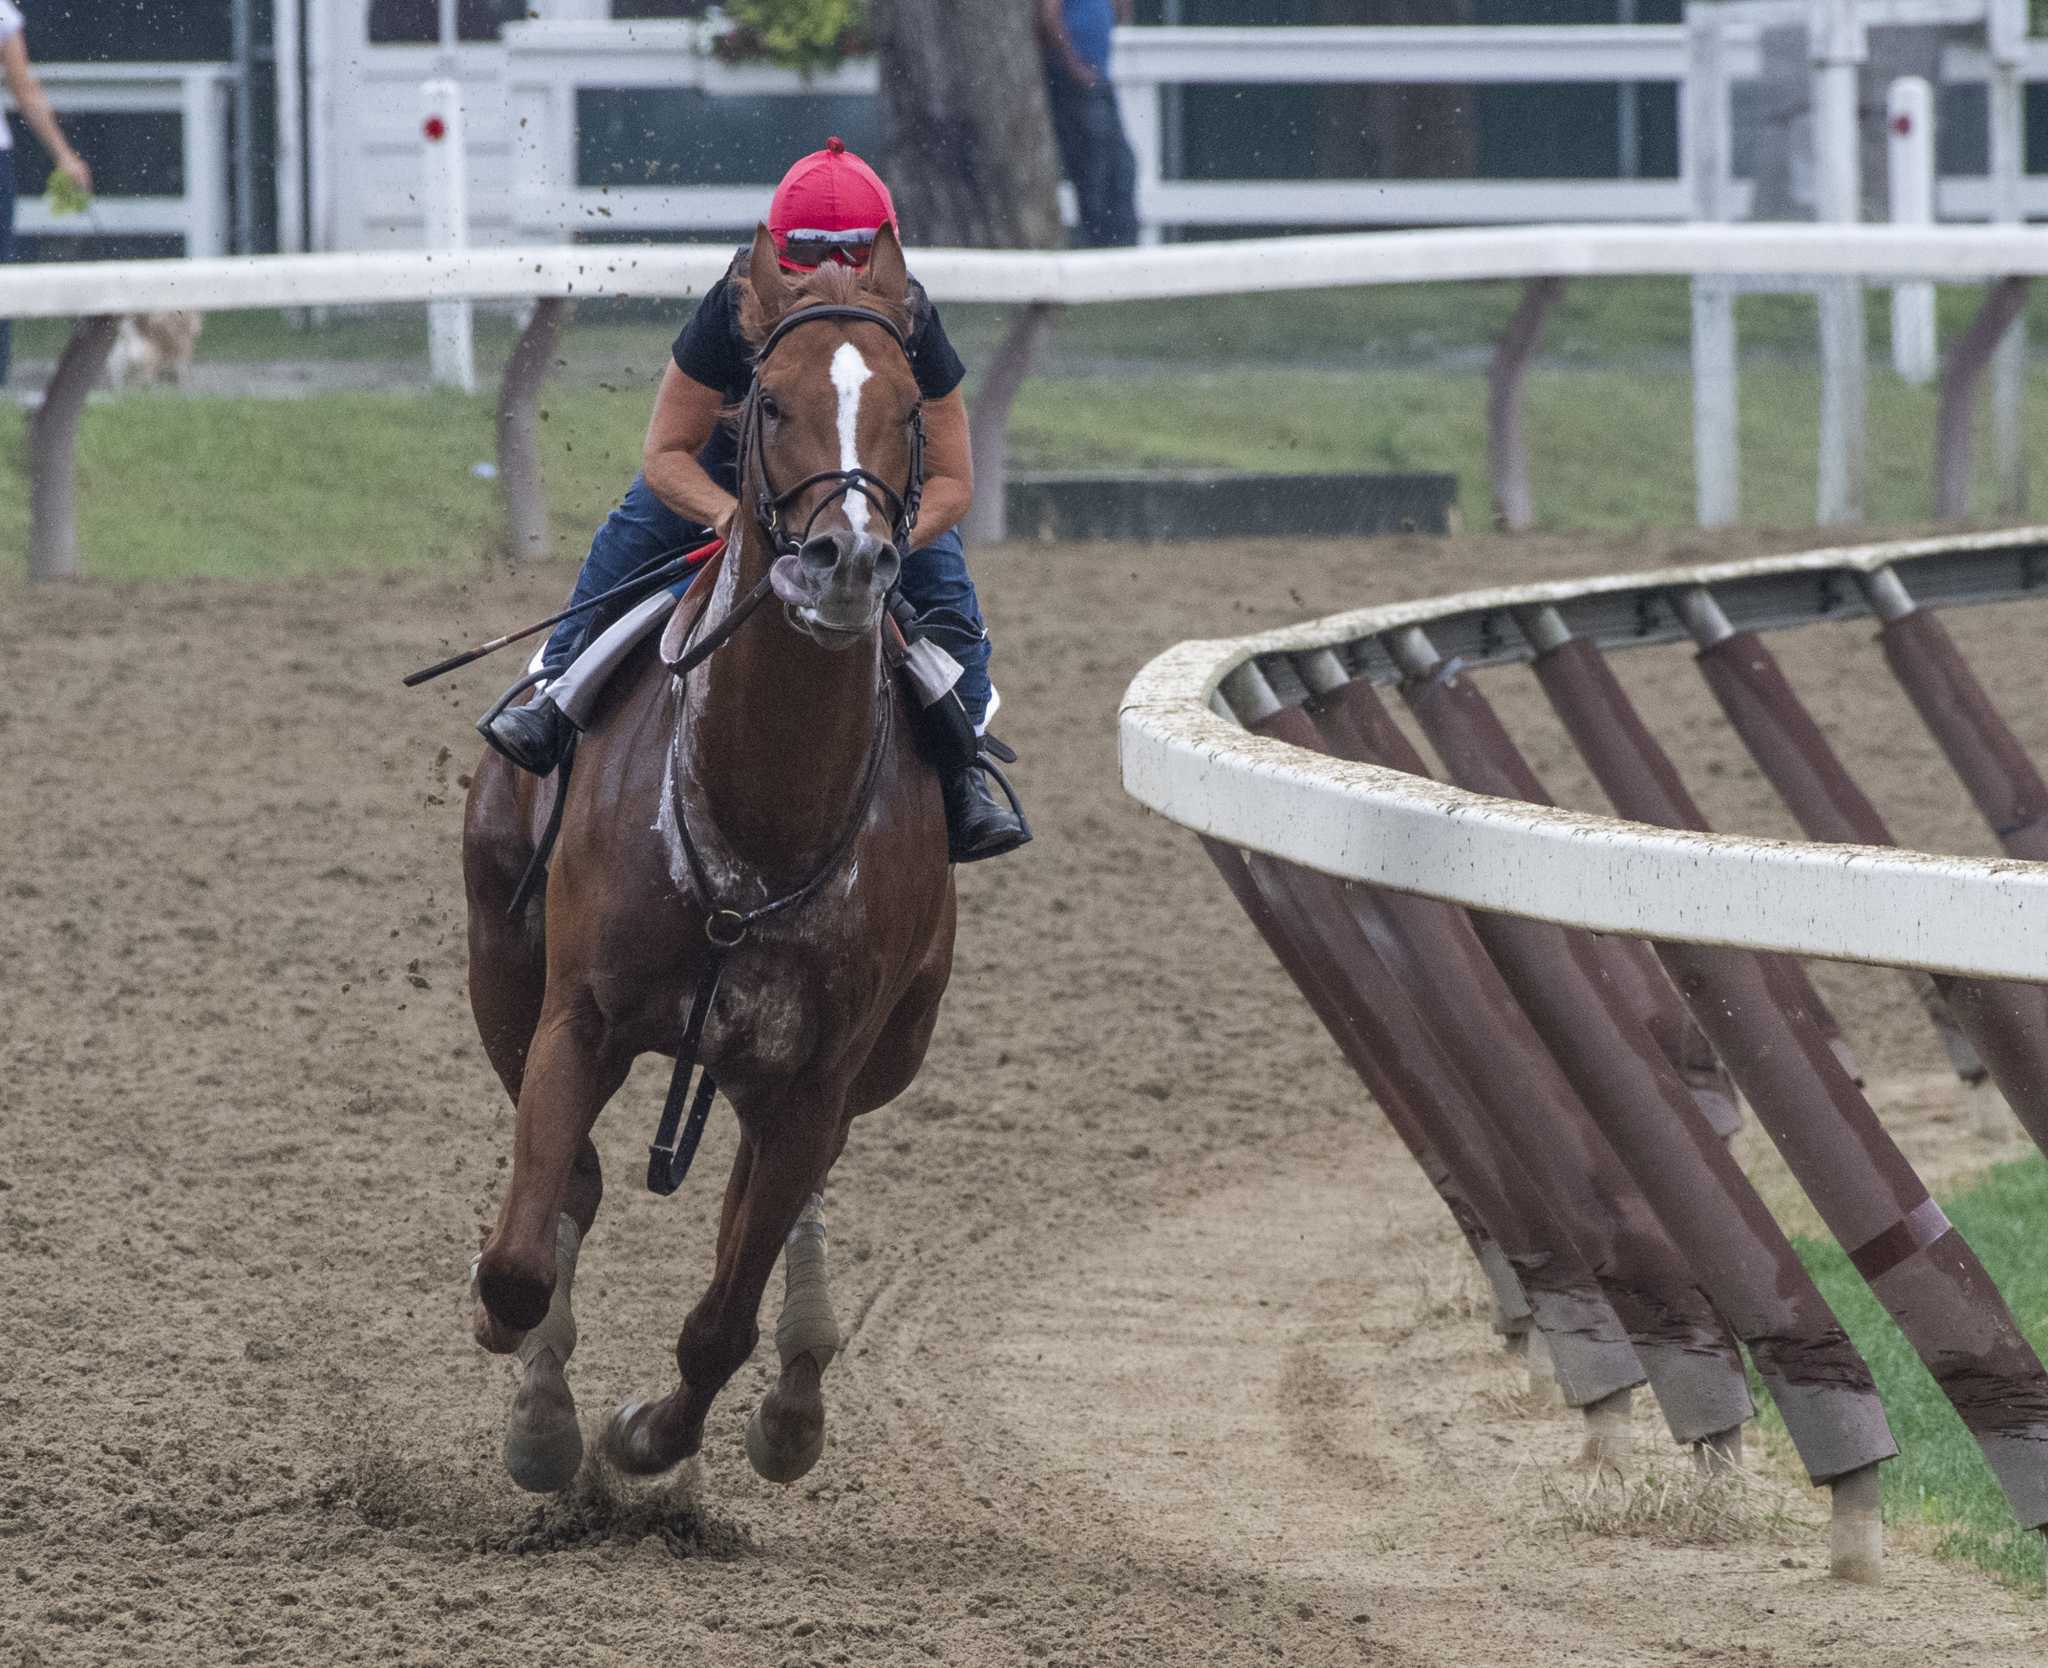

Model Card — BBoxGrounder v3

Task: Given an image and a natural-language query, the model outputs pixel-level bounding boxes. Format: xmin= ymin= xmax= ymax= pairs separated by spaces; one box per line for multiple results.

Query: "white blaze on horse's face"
xmin=830 ymin=342 xmax=875 ymax=537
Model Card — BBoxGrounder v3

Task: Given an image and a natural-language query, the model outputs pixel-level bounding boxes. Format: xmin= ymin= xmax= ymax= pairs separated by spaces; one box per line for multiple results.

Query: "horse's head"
xmin=737 ymin=222 xmax=922 ymax=649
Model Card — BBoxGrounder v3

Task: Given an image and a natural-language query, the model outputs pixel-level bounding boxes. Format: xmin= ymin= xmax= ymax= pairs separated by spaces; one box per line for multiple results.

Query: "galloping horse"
xmin=462 ymin=224 xmax=957 ymax=1493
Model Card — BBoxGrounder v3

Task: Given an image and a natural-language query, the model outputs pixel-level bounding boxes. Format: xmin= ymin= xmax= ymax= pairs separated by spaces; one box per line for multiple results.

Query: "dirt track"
xmin=7 ymin=526 xmax=2048 ymax=1666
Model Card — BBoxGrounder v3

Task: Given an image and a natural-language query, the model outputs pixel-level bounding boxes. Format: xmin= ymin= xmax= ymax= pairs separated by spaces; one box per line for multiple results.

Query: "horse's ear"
xmin=863 ymin=221 xmax=909 ymax=308
xmin=747 ymin=223 xmax=791 ymax=331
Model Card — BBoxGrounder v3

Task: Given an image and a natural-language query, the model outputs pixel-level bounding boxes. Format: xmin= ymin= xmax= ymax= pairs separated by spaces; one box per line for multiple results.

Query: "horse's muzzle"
xmin=770 ymin=529 xmax=902 ymax=647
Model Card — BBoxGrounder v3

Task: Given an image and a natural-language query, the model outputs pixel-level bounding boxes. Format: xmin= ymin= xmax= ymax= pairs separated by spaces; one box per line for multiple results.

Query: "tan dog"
xmin=105 ymin=311 xmax=203 ymax=388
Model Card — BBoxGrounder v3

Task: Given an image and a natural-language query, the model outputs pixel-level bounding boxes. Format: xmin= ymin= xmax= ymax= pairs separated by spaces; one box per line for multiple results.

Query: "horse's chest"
xmin=700 ymin=900 xmax=874 ymax=1078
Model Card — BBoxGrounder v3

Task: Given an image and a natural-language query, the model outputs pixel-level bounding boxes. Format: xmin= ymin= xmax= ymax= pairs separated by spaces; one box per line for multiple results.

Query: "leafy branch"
xmin=710 ymin=0 xmax=872 ymax=74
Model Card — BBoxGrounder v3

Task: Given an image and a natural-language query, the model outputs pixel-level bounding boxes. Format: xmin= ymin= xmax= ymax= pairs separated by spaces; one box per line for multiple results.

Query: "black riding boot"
xmin=942 ymin=762 xmax=1031 ymax=863
xmin=479 ymin=693 xmax=576 ymax=776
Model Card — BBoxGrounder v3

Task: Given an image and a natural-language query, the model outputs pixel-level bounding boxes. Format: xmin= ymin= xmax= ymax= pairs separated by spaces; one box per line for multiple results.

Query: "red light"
xmin=424 ymin=115 xmax=448 ymax=142
xmin=1890 ymin=114 xmax=1912 ymax=136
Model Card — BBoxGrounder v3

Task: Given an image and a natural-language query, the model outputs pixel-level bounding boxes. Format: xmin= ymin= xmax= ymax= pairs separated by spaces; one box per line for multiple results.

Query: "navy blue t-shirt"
xmin=670 ymin=250 xmax=968 ymax=497
xmin=1061 ymin=0 xmax=1114 ymax=75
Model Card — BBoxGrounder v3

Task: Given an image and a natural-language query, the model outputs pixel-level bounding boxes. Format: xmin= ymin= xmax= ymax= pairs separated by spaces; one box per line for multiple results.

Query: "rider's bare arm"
xmin=915 ymin=389 xmax=973 ymax=546
xmin=2 ymin=34 xmax=90 ymax=192
xmin=643 ymin=363 xmax=741 ymax=538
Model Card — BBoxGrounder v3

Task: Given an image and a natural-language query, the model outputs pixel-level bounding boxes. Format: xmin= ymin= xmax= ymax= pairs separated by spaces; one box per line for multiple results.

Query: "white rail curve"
xmin=1118 ymin=526 xmax=2048 ymax=983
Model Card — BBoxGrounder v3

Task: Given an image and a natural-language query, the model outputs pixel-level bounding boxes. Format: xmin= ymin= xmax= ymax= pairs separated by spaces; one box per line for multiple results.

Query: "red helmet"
xmin=767 ymin=137 xmax=898 ymax=270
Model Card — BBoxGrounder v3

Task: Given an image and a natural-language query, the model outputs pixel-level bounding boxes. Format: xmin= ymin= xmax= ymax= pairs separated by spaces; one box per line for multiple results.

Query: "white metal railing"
xmin=15 ymin=223 xmax=2048 ymax=320
xmin=3 ymin=63 xmax=233 ymax=256
xmin=480 ymin=21 xmax=2048 ymax=246
xmin=10 ymin=222 xmax=2047 ymax=579
xmin=1118 ymin=526 xmax=2048 ymax=983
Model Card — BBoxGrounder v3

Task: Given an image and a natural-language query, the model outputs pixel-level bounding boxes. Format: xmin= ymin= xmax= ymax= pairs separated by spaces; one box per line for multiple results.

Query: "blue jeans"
xmin=544 ymin=473 xmax=995 ymax=728
xmin=1046 ymin=75 xmax=1138 ymax=248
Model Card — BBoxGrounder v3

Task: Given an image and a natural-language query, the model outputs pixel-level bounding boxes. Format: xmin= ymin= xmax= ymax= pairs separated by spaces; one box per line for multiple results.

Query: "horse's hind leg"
xmin=606 ymin=1102 xmax=842 ymax=1477
xmin=498 ymin=1212 xmax=585 ymax=1491
xmin=745 ymin=1191 xmax=841 ymax=1484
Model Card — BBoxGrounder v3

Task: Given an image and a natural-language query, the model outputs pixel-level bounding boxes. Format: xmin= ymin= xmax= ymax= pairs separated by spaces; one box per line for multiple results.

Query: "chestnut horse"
xmin=463 ymin=224 xmax=956 ymax=1494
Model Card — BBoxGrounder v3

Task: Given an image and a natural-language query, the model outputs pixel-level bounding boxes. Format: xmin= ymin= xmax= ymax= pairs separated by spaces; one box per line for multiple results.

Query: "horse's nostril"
xmin=799 ymin=532 xmax=847 ymax=578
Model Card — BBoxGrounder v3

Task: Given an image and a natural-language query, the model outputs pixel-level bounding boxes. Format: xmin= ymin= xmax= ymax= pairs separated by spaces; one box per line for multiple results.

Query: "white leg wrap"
xmin=515 ymin=1214 xmax=582 ymax=1374
xmin=773 ymin=1193 xmax=840 ymax=1373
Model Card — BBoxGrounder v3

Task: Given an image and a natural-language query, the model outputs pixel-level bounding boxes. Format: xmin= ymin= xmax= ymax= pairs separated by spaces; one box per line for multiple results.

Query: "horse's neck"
xmin=677 ymin=525 xmax=883 ymax=887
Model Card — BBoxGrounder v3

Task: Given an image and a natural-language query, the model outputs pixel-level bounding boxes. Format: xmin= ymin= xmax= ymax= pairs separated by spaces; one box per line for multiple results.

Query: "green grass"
xmin=5 ymin=349 xmax=2043 ymax=581
xmin=1766 ymin=1155 xmax=2048 ymax=1594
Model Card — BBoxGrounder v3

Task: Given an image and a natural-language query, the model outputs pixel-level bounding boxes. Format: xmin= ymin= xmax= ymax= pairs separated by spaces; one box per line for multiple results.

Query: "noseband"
xmin=744 ymin=303 xmax=926 ymax=558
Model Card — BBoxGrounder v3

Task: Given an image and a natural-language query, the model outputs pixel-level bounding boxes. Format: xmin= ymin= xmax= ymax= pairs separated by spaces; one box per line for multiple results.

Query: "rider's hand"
xmin=57 ymin=152 xmax=91 ymax=195
xmin=713 ymin=499 xmax=740 ymax=543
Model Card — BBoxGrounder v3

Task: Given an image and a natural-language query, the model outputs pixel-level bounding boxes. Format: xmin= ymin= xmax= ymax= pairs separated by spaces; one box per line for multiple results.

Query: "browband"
xmin=756 ymin=303 xmax=910 ymax=365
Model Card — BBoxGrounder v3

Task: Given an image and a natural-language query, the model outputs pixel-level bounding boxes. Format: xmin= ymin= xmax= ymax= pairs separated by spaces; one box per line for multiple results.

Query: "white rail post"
xmin=1115 ymin=71 xmax=1165 ymax=248
xmin=181 ymin=69 xmax=232 ymax=257
xmin=1811 ymin=0 xmax=1867 ymax=526
xmin=421 ymin=78 xmax=476 ymax=394
xmin=1886 ymin=78 xmax=1936 ymax=386
xmin=1686 ymin=2 xmax=1739 ymax=528
xmin=1988 ymin=0 xmax=2028 ymax=513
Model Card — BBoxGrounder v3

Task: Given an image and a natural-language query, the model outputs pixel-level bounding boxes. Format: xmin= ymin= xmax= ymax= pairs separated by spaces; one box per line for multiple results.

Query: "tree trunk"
xmin=869 ymin=0 xmax=1063 ymax=249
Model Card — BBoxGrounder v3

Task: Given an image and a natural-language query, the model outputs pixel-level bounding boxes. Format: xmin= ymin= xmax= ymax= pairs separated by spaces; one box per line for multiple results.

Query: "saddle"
xmin=506 ymin=547 xmax=1013 ymax=916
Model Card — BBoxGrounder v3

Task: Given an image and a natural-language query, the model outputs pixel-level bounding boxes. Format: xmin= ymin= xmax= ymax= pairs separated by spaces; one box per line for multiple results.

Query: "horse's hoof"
xmin=504 ymin=1409 xmax=584 ymax=1493
xmin=745 ymin=1395 xmax=826 ymax=1485
xmin=503 ymin=1354 xmax=582 ymax=1494
xmin=745 ymin=1357 xmax=826 ymax=1486
xmin=605 ymin=1397 xmax=694 ymax=1477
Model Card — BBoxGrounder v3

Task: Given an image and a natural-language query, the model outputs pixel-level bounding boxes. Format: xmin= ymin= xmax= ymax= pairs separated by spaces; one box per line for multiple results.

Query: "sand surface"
xmin=6 ymin=525 xmax=2047 ymax=1666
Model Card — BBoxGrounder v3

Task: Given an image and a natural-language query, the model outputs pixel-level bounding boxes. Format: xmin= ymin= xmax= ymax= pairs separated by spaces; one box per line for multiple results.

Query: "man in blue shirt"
xmin=1036 ymin=0 xmax=1138 ymax=248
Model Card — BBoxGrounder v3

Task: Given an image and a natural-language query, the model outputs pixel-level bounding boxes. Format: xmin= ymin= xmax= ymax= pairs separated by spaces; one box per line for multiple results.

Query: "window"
xmin=459 ymin=0 xmax=535 ymax=41
xmin=368 ymin=0 xmax=440 ymax=44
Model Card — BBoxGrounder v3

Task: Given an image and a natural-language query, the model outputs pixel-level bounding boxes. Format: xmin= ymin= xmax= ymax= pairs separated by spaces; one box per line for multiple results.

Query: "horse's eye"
xmin=759 ymin=393 xmax=783 ymax=423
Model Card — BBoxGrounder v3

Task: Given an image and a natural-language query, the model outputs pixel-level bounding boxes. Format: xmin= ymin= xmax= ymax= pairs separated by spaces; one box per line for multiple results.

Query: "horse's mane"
xmin=736 ymin=259 xmax=915 ymax=356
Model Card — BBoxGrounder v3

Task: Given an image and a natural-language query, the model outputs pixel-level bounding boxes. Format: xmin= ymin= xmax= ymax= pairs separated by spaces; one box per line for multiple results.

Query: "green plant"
xmin=711 ymin=0 xmax=870 ymax=73
xmin=45 ymin=168 xmax=90 ymax=218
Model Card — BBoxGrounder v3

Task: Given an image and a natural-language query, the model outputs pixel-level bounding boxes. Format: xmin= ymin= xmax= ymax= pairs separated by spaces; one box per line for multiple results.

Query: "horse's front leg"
xmin=744 ymin=1189 xmax=842 ymax=1483
xmin=607 ymin=1096 xmax=844 ymax=1477
xmin=473 ymin=991 xmax=632 ymax=1490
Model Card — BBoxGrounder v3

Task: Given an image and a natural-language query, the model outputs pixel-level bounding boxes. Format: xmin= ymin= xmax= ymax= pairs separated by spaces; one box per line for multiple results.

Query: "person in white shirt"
xmin=1 ymin=1 xmax=92 ymax=384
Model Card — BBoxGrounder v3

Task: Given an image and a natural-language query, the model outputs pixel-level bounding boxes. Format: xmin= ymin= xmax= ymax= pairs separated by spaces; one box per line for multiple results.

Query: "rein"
xmin=648 ymin=300 xmax=918 ymax=1197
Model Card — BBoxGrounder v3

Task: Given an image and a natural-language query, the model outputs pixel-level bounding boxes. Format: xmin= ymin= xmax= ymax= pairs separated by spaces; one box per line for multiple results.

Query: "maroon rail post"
xmin=1863 ymin=566 xmax=2048 ymax=865
xmin=1674 ymin=585 xmax=2048 ymax=1152
xmin=1198 ymin=836 xmax=1534 ymax=1342
xmin=1214 ymin=837 xmax=1647 ymax=1411
xmin=1242 ymin=683 xmax=1758 ymax=1458
xmin=1348 ymin=635 xmax=1900 ymax=1500
xmin=1519 ymin=601 xmax=2048 ymax=1536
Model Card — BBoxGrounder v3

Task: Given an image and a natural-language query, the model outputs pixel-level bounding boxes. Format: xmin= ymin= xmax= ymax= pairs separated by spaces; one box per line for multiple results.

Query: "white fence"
xmin=475 ymin=18 xmax=2048 ymax=249
xmin=9 ymin=221 xmax=2048 ymax=576
xmin=3 ymin=63 xmax=233 ymax=256
xmin=1118 ymin=525 xmax=2048 ymax=982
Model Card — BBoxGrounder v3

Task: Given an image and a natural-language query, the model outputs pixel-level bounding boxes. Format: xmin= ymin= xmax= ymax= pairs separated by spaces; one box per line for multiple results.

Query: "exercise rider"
xmin=478 ymin=139 xmax=1030 ymax=864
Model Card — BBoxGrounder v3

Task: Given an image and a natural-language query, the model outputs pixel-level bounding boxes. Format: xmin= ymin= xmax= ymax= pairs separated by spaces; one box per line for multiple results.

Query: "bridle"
xmin=743 ymin=302 xmax=926 ymax=558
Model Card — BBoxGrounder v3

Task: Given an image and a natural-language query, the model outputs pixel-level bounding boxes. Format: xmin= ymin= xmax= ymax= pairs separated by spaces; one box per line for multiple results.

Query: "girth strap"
xmin=647 ymin=949 xmax=728 ymax=1196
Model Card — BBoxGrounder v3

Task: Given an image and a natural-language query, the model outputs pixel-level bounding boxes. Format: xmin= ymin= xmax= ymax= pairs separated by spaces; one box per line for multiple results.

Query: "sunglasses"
xmin=781 ymin=227 xmax=878 ymax=267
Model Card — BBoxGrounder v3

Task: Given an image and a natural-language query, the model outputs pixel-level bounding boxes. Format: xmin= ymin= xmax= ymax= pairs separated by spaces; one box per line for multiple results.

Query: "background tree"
xmin=723 ymin=0 xmax=1066 ymax=541
xmin=867 ymin=0 xmax=1064 ymax=250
